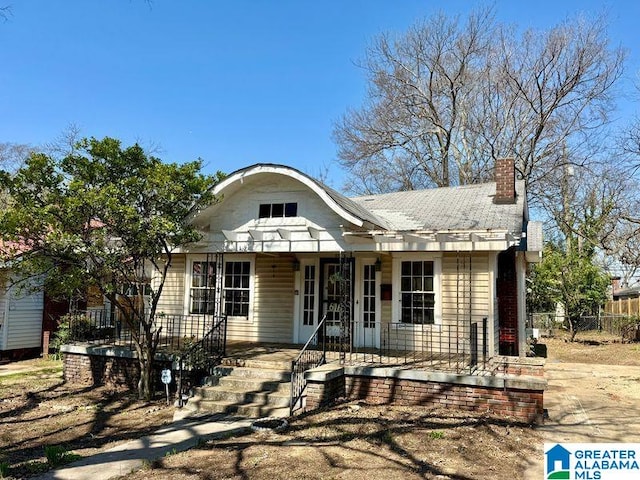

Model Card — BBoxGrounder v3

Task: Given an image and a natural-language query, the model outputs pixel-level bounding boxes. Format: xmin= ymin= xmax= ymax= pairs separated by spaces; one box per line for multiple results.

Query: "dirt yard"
xmin=120 ymin=404 xmax=542 ymax=480
xmin=540 ymin=331 xmax=640 ymax=445
xmin=0 ymin=359 xmax=174 ymax=479
xmin=543 ymin=330 xmax=640 ymax=366
xmin=119 ymin=331 xmax=640 ymax=480
xmin=2 ymin=332 xmax=639 ymax=480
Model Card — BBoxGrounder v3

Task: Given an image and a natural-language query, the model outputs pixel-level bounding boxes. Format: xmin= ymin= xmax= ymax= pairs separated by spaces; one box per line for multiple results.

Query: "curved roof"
xmin=203 ymin=163 xmax=390 ymax=229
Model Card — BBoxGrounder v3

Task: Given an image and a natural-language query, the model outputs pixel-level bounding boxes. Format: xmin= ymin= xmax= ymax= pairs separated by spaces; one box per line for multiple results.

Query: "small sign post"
xmin=161 ymin=369 xmax=172 ymax=406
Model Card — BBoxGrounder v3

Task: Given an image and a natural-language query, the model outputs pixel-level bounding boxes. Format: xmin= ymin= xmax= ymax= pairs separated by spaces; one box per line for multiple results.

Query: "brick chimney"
xmin=494 ymin=157 xmax=516 ymax=204
xmin=611 ymin=277 xmax=621 ymax=295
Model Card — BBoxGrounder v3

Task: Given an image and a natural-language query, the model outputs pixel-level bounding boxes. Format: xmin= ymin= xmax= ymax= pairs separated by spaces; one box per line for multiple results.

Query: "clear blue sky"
xmin=1 ymin=0 xmax=638 ymax=189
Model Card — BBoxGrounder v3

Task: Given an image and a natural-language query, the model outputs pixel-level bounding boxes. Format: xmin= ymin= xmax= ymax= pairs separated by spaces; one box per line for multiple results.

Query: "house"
xmin=0 ymin=267 xmax=45 ymax=359
xmin=0 ymin=241 xmax=46 ymax=359
xmin=153 ymin=157 xmax=542 ymax=358
xmin=62 ymin=158 xmax=547 ymax=421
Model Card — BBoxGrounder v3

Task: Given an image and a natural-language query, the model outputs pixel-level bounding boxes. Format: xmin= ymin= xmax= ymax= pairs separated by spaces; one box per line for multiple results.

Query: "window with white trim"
xmin=189 ymin=261 xmax=216 ymax=314
xmin=303 ymin=265 xmax=316 ymax=326
xmin=224 ymin=261 xmax=250 ymax=317
xmin=363 ymin=264 xmax=376 ymax=328
xmin=400 ymin=260 xmax=435 ymax=324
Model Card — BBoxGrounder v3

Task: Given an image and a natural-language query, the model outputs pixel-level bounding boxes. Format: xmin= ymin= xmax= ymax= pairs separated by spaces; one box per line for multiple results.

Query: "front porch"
xmin=61 ymin=310 xmax=494 ymax=376
xmin=58 ymin=306 xmax=544 ymax=421
xmin=60 ymin=336 xmax=546 ymax=422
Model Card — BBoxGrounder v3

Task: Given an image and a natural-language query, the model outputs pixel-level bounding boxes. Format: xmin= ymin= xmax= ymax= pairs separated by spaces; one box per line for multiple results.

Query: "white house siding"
xmin=155 ymin=254 xmax=186 ymax=316
xmin=0 ymin=287 xmax=6 ymax=350
xmin=441 ymin=253 xmax=490 ymax=355
xmin=226 ymin=254 xmax=295 ymax=343
xmin=3 ymin=285 xmax=44 ymax=351
xmin=194 ymin=173 xmax=353 ymax=254
xmin=386 ymin=253 xmax=490 ymax=354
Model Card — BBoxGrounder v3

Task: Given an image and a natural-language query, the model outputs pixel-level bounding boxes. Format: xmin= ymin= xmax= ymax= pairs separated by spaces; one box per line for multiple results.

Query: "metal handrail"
xmin=177 ymin=314 xmax=227 ymax=407
xmin=290 ymin=313 xmax=328 ymax=415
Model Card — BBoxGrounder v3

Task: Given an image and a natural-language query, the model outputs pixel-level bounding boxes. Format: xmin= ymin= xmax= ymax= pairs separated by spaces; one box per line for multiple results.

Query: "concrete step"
xmin=198 ymin=386 xmax=291 ymax=407
xmin=186 ymin=397 xmax=290 ymax=418
xmin=221 ymin=357 xmax=292 ymax=371
xmin=186 ymin=361 xmax=293 ymax=418
xmin=216 ymin=376 xmax=288 ymax=392
xmin=213 ymin=365 xmax=292 ymax=382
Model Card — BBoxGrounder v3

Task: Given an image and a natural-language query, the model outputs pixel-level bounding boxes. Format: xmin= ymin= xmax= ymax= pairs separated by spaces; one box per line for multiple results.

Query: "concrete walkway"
xmin=35 ymin=411 xmax=254 ymax=480
xmin=0 ymin=358 xmax=61 ymax=377
xmin=523 ymin=360 xmax=640 ymax=479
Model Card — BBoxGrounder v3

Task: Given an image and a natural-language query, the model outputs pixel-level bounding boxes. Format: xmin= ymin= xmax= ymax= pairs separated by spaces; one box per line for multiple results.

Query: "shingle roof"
xmin=213 ymin=163 xmax=526 ymax=235
xmin=350 ymin=181 xmax=526 ymax=234
xmin=321 ymin=184 xmax=392 ymax=230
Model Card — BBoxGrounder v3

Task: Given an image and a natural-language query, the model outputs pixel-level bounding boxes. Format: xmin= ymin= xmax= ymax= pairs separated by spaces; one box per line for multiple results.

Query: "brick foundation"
xmin=61 ymin=345 xmax=172 ymax=391
xmin=491 ymin=355 xmax=545 ymax=377
xmin=305 ymin=366 xmax=346 ymax=411
xmin=305 ymin=361 xmax=546 ymax=424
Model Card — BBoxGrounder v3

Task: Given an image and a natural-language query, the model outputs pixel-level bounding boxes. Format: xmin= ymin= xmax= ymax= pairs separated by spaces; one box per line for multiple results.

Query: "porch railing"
xmin=177 ymin=314 xmax=227 ymax=407
xmin=290 ymin=313 xmax=328 ymax=415
xmin=62 ymin=309 xmax=217 ymax=354
xmin=325 ymin=317 xmax=489 ymax=374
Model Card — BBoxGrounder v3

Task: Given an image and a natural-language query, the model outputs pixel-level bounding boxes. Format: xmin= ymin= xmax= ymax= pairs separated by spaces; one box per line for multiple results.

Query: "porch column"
xmin=488 ymin=252 xmax=498 ymax=357
xmin=516 ymin=251 xmax=527 ymax=357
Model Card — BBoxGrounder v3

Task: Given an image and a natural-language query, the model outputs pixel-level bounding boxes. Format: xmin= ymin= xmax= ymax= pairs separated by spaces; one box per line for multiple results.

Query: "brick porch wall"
xmin=343 ymin=376 xmax=542 ymax=422
xmin=61 ymin=345 xmax=172 ymax=391
xmin=304 ymin=359 xmax=546 ymax=424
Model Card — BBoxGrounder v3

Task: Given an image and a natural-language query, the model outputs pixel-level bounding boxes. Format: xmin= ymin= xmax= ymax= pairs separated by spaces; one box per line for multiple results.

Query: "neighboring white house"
xmin=153 ymin=158 xmax=543 ymax=358
xmin=0 ymin=269 xmax=44 ymax=356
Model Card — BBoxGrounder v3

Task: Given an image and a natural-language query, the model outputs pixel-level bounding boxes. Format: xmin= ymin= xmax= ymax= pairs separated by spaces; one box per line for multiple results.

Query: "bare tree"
xmin=0 ymin=142 xmax=33 ymax=173
xmin=334 ymin=9 xmax=625 ymax=198
xmin=335 ymin=8 xmax=497 ymax=194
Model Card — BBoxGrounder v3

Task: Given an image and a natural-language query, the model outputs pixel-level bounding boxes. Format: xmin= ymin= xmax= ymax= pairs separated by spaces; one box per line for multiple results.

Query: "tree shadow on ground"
xmin=139 ymin=405 xmax=540 ymax=480
xmin=0 ymin=371 xmax=173 ymax=478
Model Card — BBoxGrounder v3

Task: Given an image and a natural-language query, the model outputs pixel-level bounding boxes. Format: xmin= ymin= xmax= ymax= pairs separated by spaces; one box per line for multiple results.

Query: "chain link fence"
xmin=528 ymin=311 xmax=640 ymax=341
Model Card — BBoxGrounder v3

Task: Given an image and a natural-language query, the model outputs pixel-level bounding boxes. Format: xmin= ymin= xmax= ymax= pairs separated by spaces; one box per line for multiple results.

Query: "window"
xmin=303 ymin=265 xmax=316 ymax=326
xmin=363 ymin=264 xmax=376 ymax=328
xmin=190 ymin=261 xmax=216 ymax=314
xmin=400 ymin=260 xmax=435 ymax=324
xmin=258 ymin=202 xmax=297 ymax=218
xmin=224 ymin=261 xmax=250 ymax=317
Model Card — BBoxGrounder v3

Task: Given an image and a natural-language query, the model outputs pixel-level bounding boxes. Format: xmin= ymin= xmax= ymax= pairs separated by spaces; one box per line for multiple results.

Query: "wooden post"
xmin=42 ymin=331 xmax=51 ymax=359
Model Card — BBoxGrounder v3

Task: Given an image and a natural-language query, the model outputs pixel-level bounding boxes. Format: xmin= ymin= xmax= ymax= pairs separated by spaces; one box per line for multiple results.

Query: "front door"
xmin=296 ymin=258 xmax=354 ymax=346
xmin=322 ymin=262 xmax=342 ymax=341
xmin=320 ymin=258 xmax=354 ymax=348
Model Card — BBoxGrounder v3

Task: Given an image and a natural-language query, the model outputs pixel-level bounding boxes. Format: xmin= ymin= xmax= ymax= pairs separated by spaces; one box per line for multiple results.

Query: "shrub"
xmin=44 ymin=445 xmax=81 ymax=467
xmin=49 ymin=321 xmax=72 ymax=360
